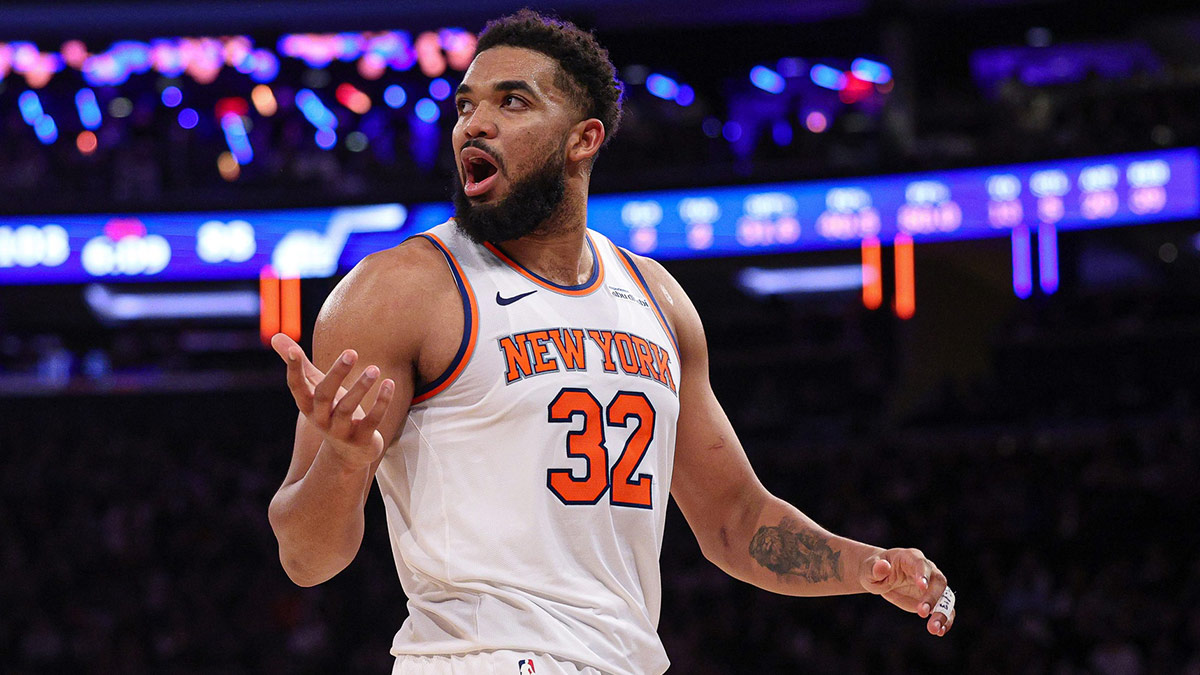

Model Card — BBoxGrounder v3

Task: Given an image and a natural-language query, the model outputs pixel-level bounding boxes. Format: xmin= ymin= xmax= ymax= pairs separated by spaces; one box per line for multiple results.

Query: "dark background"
xmin=2 ymin=1 xmax=1199 ymax=672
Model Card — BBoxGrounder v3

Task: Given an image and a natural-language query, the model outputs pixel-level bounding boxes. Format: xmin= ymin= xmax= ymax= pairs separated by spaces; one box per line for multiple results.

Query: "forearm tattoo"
xmin=749 ymin=517 xmax=843 ymax=582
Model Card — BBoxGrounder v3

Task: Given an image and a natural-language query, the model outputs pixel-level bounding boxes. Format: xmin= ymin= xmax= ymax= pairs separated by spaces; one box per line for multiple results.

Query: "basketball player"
xmin=268 ymin=10 xmax=955 ymax=674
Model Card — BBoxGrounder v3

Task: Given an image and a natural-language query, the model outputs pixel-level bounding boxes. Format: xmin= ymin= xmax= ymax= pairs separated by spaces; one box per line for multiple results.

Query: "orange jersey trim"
xmin=412 ymin=233 xmax=478 ymax=404
xmin=483 ymin=233 xmax=605 ymax=296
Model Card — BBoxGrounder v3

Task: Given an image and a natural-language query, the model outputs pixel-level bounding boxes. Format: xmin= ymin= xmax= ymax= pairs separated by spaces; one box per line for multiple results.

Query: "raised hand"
xmin=860 ymin=548 xmax=956 ymax=636
xmin=271 ymin=333 xmax=396 ymax=472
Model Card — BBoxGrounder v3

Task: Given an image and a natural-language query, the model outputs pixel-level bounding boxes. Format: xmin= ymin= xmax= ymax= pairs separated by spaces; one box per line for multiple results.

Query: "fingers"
xmin=273 ymin=334 xmax=315 ymax=414
xmin=939 ymin=608 xmax=956 ymax=636
xmin=870 ymin=547 xmax=956 ymax=636
xmin=311 ymin=350 xmax=358 ymax=428
xmin=918 ymin=567 xmax=948 ymax=620
xmin=352 ymin=378 xmax=396 ymax=445
xmin=328 ymin=365 xmax=380 ymax=437
xmin=898 ymin=549 xmax=928 ymax=586
xmin=928 ymin=602 xmax=956 ymax=636
xmin=270 ymin=332 xmax=300 ymax=361
xmin=873 ymin=549 xmax=927 ymax=595
xmin=916 ymin=554 xmax=945 ymax=612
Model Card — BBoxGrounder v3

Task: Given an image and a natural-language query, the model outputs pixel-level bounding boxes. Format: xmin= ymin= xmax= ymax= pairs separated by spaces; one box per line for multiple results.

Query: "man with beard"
xmin=268 ymin=10 xmax=956 ymax=674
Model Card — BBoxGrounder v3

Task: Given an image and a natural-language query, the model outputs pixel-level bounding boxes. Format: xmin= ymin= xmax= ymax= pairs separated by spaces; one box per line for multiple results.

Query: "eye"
xmin=456 ymin=99 xmax=474 ymax=115
xmin=503 ymin=95 xmax=528 ymax=109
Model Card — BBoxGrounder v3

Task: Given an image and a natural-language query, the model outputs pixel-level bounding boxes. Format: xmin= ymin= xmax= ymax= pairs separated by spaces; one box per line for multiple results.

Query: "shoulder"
xmin=311 ymin=236 xmax=459 ymax=369
xmin=617 ymin=250 xmax=706 ymax=361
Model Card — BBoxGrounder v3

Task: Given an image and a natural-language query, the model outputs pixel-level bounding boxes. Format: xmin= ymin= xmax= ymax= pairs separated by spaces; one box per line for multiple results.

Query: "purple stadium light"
xmin=1038 ymin=222 xmax=1059 ymax=294
xmin=1012 ymin=225 xmax=1033 ymax=299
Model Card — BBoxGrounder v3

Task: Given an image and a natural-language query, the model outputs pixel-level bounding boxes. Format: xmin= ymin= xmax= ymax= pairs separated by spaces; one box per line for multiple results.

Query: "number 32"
xmin=546 ymin=388 xmax=655 ymax=509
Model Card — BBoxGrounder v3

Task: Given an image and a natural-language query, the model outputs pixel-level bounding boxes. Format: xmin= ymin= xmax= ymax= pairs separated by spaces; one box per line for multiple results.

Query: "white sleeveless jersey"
xmin=376 ymin=220 xmax=680 ymax=675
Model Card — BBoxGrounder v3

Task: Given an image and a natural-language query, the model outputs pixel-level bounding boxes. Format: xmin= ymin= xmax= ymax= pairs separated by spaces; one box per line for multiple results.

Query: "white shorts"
xmin=392 ymin=650 xmax=604 ymax=675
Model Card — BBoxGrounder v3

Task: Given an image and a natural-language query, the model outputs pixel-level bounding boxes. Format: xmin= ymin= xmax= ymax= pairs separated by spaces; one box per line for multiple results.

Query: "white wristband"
xmin=934 ymin=587 xmax=956 ymax=617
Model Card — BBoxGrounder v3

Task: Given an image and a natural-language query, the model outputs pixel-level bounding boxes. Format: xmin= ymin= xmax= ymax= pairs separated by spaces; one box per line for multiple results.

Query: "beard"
xmin=452 ymin=138 xmax=568 ymax=244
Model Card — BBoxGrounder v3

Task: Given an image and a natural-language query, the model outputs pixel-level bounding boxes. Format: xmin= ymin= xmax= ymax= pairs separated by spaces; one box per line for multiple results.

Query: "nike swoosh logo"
xmin=496 ymin=290 xmax=537 ymax=306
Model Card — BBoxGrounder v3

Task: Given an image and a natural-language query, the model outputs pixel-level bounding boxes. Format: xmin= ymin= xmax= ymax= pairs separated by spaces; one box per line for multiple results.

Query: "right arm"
xmin=267 ymin=240 xmax=453 ymax=586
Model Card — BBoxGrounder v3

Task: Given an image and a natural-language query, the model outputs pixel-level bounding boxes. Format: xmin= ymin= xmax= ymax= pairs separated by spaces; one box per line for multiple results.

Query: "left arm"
xmin=634 ymin=254 xmax=955 ymax=636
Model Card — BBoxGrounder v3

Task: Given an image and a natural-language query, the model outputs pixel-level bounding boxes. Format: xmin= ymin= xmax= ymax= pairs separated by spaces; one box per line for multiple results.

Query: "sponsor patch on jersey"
xmin=607 ymin=285 xmax=650 ymax=308
xmin=518 ymin=657 xmax=536 ymax=674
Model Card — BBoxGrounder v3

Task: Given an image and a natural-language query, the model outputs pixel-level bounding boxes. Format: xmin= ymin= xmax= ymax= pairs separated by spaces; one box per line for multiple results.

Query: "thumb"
xmin=871 ymin=557 xmax=892 ymax=582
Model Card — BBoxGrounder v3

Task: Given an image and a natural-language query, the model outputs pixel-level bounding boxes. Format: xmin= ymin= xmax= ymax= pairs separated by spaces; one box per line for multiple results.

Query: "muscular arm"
xmin=635 ymin=254 xmax=954 ymax=633
xmin=644 ymin=259 xmax=877 ymax=595
xmin=267 ymin=239 xmax=456 ymax=586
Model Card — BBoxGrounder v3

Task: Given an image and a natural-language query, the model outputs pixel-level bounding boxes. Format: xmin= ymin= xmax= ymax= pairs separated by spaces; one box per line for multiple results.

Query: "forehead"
xmin=461 ymin=46 xmax=567 ymax=101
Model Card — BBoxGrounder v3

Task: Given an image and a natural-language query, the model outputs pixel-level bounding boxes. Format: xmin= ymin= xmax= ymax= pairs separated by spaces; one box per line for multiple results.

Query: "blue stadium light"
xmin=750 ymin=65 xmax=785 ymax=94
xmin=85 ymin=285 xmax=260 ymax=321
xmin=110 ymin=41 xmax=151 ymax=73
xmin=150 ymin=39 xmax=187 ymax=78
xmin=75 ymin=89 xmax=103 ymax=130
xmin=82 ymin=55 xmax=128 ymax=87
xmin=234 ymin=52 xmax=256 ymax=75
xmin=810 ymin=64 xmax=848 ymax=91
xmin=33 ymin=115 xmax=58 ymax=144
xmin=675 ymin=84 xmax=695 ymax=107
xmin=414 ymin=97 xmax=440 ymax=123
xmin=296 ymin=89 xmax=338 ymax=129
xmin=315 ymin=127 xmax=337 ymax=150
xmin=220 ymin=114 xmax=254 ymax=165
xmin=251 ymin=50 xmax=280 ymax=83
xmin=645 ymin=73 xmax=679 ymax=100
xmin=429 ymin=77 xmax=452 ymax=101
xmin=722 ymin=121 xmax=742 ymax=143
xmin=18 ymin=91 xmax=44 ymax=125
xmin=738 ymin=265 xmax=864 ymax=296
xmin=338 ymin=33 xmax=361 ymax=61
xmin=178 ymin=107 xmax=199 ymax=129
xmin=384 ymin=84 xmax=408 ymax=109
xmin=850 ymin=58 xmax=892 ymax=84
xmin=161 ymin=85 xmax=183 ymax=108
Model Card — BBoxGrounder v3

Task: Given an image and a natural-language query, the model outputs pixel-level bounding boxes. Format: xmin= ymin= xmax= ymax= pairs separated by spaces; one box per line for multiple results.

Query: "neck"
xmin=499 ymin=186 xmax=592 ymax=286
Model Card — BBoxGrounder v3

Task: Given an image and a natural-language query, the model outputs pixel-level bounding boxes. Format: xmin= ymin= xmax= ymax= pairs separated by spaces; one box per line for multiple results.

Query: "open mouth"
xmin=462 ymin=148 xmax=501 ymax=198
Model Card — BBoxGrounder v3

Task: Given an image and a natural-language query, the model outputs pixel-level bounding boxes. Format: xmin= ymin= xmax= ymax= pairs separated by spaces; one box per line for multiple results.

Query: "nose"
xmin=462 ymin=103 xmax=498 ymax=140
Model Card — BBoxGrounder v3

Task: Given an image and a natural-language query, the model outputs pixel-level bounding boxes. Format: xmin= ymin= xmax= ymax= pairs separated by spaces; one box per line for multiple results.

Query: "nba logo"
xmin=517 ymin=658 xmax=535 ymax=674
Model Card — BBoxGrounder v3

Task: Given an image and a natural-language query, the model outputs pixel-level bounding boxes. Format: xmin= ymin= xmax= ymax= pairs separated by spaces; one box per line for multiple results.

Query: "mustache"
xmin=461 ymin=139 xmax=506 ymax=174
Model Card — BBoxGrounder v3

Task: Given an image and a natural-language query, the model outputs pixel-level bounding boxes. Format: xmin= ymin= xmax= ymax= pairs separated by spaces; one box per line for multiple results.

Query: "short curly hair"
xmin=475 ymin=9 xmax=624 ymax=146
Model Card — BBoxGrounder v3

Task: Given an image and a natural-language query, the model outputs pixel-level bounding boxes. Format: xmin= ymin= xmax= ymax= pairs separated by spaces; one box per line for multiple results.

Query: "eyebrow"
xmin=455 ymin=80 xmax=540 ymax=99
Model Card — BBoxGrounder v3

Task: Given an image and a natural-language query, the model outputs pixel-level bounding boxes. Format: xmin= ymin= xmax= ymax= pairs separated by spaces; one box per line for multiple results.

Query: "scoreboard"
xmin=0 ymin=147 xmax=1196 ymax=285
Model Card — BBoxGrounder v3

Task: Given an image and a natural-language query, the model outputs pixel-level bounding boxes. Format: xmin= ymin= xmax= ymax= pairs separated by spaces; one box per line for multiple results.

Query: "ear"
xmin=566 ymin=118 xmax=605 ymax=165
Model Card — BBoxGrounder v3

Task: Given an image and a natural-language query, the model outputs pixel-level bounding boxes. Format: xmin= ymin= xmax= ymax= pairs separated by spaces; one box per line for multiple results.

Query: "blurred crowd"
xmin=4 ymin=15 xmax=1200 ymax=215
xmin=2 ymin=272 xmax=1198 ymax=674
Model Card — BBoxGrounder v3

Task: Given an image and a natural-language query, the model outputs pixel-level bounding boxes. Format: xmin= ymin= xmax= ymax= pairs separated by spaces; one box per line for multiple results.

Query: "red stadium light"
xmin=893 ymin=234 xmax=915 ymax=319
xmin=839 ymin=72 xmax=874 ymax=104
xmin=259 ymin=265 xmax=280 ymax=344
xmin=260 ymin=264 xmax=301 ymax=344
xmin=335 ymin=83 xmax=371 ymax=114
xmin=214 ymin=96 xmax=249 ymax=121
xmin=281 ymin=276 xmax=301 ymax=341
xmin=861 ymin=237 xmax=883 ymax=310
